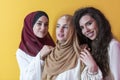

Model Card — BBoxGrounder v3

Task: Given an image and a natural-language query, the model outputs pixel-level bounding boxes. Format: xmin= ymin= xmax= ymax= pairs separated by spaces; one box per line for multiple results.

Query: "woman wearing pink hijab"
xmin=16 ymin=11 xmax=55 ymax=80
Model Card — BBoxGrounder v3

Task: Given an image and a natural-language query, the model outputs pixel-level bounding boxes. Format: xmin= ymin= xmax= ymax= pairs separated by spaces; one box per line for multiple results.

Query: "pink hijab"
xmin=19 ymin=11 xmax=55 ymax=56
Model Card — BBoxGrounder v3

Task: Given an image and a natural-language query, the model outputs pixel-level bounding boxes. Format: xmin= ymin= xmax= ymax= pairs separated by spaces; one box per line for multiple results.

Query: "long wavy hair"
xmin=73 ymin=7 xmax=113 ymax=77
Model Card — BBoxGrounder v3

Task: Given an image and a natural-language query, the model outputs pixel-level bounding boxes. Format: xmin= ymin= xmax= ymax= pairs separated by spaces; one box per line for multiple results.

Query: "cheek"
xmin=64 ymin=29 xmax=68 ymax=33
xmin=33 ymin=25 xmax=38 ymax=32
xmin=65 ymin=30 xmax=70 ymax=38
xmin=43 ymin=27 xmax=48 ymax=33
xmin=33 ymin=27 xmax=36 ymax=34
xmin=81 ymin=29 xmax=85 ymax=35
xmin=56 ymin=29 xmax=58 ymax=37
xmin=93 ymin=24 xmax=98 ymax=33
xmin=45 ymin=28 xmax=48 ymax=32
xmin=33 ymin=30 xmax=38 ymax=37
xmin=56 ymin=28 xmax=58 ymax=33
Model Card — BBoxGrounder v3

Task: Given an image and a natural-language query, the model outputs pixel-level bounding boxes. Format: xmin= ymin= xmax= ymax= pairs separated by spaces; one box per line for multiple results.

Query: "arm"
xmin=22 ymin=45 xmax=54 ymax=80
xmin=109 ymin=40 xmax=120 ymax=80
xmin=79 ymin=48 xmax=103 ymax=80
xmin=23 ymin=53 xmax=44 ymax=80
xmin=80 ymin=48 xmax=99 ymax=74
xmin=16 ymin=49 xmax=44 ymax=80
xmin=81 ymin=66 xmax=103 ymax=80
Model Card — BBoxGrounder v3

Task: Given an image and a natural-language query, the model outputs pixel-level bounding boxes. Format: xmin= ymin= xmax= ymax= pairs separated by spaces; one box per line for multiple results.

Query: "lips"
xmin=58 ymin=33 xmax=64 ymax=38
xmin=39 ymin=30 xmax=45 ymax=34
xmin=86 ymin=31 xmax=94 ymax=38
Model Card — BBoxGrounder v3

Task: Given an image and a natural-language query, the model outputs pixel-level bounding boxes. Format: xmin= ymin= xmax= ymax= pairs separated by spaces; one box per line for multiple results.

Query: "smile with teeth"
xmin=58 ymin=33 xmax=64 ymax=37
xmin=86 ymin=31 xmax=94 ymax=38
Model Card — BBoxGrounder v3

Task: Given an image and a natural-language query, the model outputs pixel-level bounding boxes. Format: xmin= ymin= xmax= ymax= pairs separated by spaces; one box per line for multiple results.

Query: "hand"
xmin=80 ymin=48 xmax=98 ymax=73
xmin=39 ymin=45 xmax=54 ymax=60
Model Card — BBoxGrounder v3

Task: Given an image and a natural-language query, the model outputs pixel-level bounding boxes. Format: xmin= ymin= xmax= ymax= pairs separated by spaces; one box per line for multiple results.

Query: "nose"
xmin=40 ymin=24 xmax=45 ymax=31
xmin=59 ymin=27 xmax=63 ymax=32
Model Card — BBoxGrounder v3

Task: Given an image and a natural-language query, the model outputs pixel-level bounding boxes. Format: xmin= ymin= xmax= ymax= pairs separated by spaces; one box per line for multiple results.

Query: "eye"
xmin=86 ymin=22 xmax=92 ymax=26
xmin=56 ymin=24 xmax=60 ymax=28
xmin=44 ymin=23 xmax=48 ymax=27
xmin=37 ymin=22 xmax=42 ymax=26
xmin=63 ymin=24 xmax=68 ymax=29
xmin=80 ymin=26 xmax=84 ymax=29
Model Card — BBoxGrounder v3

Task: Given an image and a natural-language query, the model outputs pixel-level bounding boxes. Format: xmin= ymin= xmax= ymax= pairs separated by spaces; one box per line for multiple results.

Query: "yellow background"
xmin=0 ymin=0 xmax=120 ymax=80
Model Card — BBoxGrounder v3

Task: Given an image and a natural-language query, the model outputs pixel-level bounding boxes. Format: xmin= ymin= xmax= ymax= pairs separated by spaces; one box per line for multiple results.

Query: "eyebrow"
xmin=85 ymin=19 xmax=93 ymax=24
xmin=37 ymin=20 xmax=48 ymax=23
xmin=57 ymin=24 xmax=60 ymax=26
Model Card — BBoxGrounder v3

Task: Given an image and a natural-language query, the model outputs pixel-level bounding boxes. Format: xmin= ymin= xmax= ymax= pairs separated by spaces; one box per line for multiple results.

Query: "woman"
xmin=73 ymin=7 xmax=120 ymax=80
xmin=40 ymin=14 xmax=102 ymax=80
xmin=16 ymin=11 xmax=55 ymax=80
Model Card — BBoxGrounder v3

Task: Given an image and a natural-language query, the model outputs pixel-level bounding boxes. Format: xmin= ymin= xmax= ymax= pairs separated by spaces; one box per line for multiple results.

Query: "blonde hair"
xmin=57 ymin=14 xmax=75 ymax=45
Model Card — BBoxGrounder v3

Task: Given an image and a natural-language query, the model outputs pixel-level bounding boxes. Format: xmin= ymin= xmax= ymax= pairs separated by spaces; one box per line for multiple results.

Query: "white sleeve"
xmin=23 ymin=53 xmax=44 ymax=80
xmin=16 ymin=49 xmax=44 ymax=80
xmin=81 ymin=66 xmax=103 ymax=80
xmin=109 ymin=40 xmax=120 ymax=80
xmin=24 ymin=52 xmax=44 ymax=80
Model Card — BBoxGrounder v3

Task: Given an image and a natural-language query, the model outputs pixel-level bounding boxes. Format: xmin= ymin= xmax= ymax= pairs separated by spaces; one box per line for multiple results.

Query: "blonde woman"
xmin=40 ymin=14 xmax=103 ymax=80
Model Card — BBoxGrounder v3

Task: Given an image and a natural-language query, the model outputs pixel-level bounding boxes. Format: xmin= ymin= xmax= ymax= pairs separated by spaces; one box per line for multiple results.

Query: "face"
xmin=79 ymin=15 xmax=98 ymax=40
xmin=33 ymin=16 xmax=48 ymax=38
xmin=56 ymin=16 xmax=69 ymax=43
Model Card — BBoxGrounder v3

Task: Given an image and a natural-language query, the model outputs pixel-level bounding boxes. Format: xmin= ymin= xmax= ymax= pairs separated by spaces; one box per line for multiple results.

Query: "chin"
xmin=59 ymin=41 xmax=66 ymax=44
xmin=37 ymin=35 xmax=45 ymax=38
xmin=90 ymin=37 xmax=96 ymax=40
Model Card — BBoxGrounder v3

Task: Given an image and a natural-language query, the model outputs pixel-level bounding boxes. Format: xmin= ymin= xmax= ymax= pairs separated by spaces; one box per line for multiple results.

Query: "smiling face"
xmin=79 ymin=14 xmax=98 ymax=40
xmin=33 ymin=16 xmax=49 ymax=38
xmin=56 ymin=16 xmax=69 ymax=43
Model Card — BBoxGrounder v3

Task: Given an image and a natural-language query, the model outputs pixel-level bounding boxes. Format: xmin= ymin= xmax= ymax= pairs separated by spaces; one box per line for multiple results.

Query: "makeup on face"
xmin=79 ymin=15 xmax=98 ymax=40
xmin=33 ymin=16 xmax=49 ymax=38
xmin=56 ymin=16 xmax=69 ymax=43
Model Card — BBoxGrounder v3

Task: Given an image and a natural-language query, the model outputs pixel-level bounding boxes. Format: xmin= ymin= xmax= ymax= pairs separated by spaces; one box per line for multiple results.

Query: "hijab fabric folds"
xmin=42 ymin=15 xmax=82 ymax=80
xmin=19 ymin=11 xmax=55 ymax=56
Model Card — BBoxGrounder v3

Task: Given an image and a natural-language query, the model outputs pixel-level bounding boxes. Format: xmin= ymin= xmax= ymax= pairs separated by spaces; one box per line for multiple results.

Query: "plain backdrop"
xmin=0 ymin=0 xmax=120 ymax=80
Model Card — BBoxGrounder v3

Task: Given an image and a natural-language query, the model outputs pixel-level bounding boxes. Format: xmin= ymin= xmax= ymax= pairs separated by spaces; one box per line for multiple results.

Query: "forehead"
xmin=37 ymin=16 xmax=48 ymax=22
xmin=58 ymin=16 xmax=68 ymax=23
xmin=79 ymin=15 xmax=94 ymax=25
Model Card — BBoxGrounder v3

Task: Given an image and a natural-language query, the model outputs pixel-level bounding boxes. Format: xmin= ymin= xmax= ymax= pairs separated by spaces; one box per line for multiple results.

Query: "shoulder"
xmin=16 ymin=48 xmax=25 ymax=54
xmin=109 ymin=39 xmax=120 ymax=48
xmin=108 ymin=38 xmax=120 ymax=57
xmin=16 ymin=48 xmax=27 ymax=57
xmin=16 ymin=48 xmax=34 ymax=59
